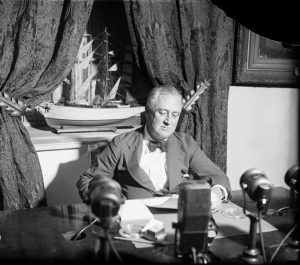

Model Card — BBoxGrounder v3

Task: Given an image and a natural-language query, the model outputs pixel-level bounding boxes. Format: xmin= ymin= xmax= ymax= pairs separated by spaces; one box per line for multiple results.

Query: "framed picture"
xmin=233 ymin=24 xmax=299 ymax=87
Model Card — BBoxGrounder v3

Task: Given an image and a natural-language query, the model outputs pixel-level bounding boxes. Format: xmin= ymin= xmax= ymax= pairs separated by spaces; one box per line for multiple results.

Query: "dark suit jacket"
xmin=77 ymin=127 xmax=231 ymax=201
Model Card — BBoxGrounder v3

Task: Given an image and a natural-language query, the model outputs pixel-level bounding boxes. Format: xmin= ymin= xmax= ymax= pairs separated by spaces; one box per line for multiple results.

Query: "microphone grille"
xmin=89 ymin=178 xmax=123 ymax=218
xmin=284 ymin=165 xmax=299 ymax=186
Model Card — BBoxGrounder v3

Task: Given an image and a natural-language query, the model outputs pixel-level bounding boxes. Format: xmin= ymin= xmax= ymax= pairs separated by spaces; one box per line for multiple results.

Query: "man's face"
xmin=146 ymin=93 xmax=182 ymax=141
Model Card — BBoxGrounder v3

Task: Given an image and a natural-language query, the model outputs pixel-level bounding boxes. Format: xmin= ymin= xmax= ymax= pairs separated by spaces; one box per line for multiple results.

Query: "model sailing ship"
xmin=38 ymin=28 xmax=145 ymax=129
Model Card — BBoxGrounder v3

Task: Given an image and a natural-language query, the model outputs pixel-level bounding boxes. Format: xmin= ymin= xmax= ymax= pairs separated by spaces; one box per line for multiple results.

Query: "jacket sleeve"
xmin=76 ymin=135 xmax=122 ymax=203
xmin=189 ymin=145 xmax=232 ymax=198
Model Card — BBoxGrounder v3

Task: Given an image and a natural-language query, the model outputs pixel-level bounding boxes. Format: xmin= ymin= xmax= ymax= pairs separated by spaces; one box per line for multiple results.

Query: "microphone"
xmin=264 ymin=166 xmax=300 ymax=264
xmin=240 ymin=169 xmax=273 ymax=211
xmin=238 ymin=169 xmax=273 ymax=264
xmin=88 ymin=178 xmax=124 ymax=264
xmin=88 ymin=178 xmax=123 ymax=222
xmin=173 ymin=180 xmax=218 ymax=264
xmin=284 ymin=165 xmax=300 ymax=192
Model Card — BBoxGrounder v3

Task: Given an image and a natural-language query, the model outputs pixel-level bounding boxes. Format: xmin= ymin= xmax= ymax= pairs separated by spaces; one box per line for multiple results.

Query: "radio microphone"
xmin=268 ymin=165 xmax=299 ymax=215
xmin=88 ymin=178 xmax=124 ymax=264
xmin=238 ymin=169 xmax=273 ymax=264
xmin=240 ymin=169 xmax=273 ymax=211
xmin=264 ymin=166 xmax=299 ymax=264
xmin=284 ymin=165 xmax=300 ymax=192
xmin=283 ymin=165 xmax=299 ymax=210
xmin=283 ymin=165 xmax=299 ymax=248
xmin=173 ymin=180 xmax=218 ymax=264
xmin=88 ymin=178 xmax=123 ymax=228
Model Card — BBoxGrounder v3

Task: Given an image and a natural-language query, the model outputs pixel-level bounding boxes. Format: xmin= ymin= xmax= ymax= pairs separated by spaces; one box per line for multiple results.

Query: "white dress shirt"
xmin=140 ymin=127 xmax=228 ymax=201
xmin=140 ymin=128 xmax=168 ymax=191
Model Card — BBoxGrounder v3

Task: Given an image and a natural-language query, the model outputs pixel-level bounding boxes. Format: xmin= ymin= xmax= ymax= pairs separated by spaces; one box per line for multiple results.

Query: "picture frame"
xmin=233 ymin=24 xmax=299 ymax=87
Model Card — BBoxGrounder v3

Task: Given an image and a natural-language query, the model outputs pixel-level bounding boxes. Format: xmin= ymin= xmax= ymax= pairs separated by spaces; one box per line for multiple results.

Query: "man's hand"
xmin=211 ymin=189 xmax=222 ymax=213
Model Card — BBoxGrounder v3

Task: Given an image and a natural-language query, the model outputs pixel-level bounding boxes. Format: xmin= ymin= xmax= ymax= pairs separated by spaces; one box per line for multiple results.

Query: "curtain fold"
xmin=124 ymin=0 xmax=234 ymax=172
xmin=0 ymin=0 xmax=93 ymax=210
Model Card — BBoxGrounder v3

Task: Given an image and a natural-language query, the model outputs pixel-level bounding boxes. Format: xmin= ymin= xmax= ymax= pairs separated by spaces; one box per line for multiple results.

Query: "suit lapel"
xmin=123 ymin=129 xmax=156 ymax=192
xmin=166 ymin=134 xmax=185 ymax=190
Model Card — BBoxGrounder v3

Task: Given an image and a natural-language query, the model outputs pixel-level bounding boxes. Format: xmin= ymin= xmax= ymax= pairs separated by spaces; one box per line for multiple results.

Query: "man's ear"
xmin=143 ymin=106 xmax=149 ymax=124
xmin=145 ymin=106 xmax=152 ymax=117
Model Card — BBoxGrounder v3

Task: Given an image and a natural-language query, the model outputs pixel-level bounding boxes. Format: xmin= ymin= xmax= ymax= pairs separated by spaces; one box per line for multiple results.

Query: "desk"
xmin=0 ymin=187 xmax=297 ymax=265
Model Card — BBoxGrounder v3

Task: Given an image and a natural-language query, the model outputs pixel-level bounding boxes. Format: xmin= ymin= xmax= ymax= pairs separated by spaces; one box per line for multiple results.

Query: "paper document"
xmin=142 ymin=195 xmax=178 ymax=209
xmin=142 ymin=195 xmax=220 ymax=212
xmin=118 ymin=199 xmax=154 ymax=227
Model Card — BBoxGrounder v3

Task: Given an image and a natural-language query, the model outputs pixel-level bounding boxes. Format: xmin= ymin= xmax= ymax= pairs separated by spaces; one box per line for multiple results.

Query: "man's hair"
xmin=146 ymin=85 xmax=183 ymax=112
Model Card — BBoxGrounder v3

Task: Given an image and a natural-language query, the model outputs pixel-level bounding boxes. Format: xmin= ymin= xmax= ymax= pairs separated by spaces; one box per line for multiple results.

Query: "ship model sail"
xmin=38 ymin=28 xmax=144 ymax=131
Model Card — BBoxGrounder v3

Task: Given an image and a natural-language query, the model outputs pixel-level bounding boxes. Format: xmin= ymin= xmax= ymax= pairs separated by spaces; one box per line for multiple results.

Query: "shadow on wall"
xmin=45 ymin=145 xmax=91 ymax=206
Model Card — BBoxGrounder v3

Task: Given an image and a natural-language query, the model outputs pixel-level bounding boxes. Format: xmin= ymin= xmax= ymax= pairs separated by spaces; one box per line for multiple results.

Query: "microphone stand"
xmin=240 ymin=192 xmax=264 ymax=265
xmin=92 ymin=201 xmax=116 ymax=265
xmin=173 ymin=218 xmax=219 ymax=265
xmin=271 ymin=183 xmax=297 ymax=216
xmin=287 ymin=210 xmax=299 ymax=248
xmin=285 ymin=176 xmax=299 ymax=250
xmin=88 ymin=179 xmax=124 ymax=264
xmin=286 ymin=184 xmax=299 ymax=249
xmin=266 ymin=190 xmax=299 ymax=265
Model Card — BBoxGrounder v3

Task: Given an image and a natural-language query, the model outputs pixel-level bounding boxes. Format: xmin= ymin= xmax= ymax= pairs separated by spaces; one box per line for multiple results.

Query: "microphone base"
xmin=220 ymin=253 xmax=263 ymax=265
xmin=240 ymin=254 xmax=264 ymax=265
xmin=181 ymin=250 xmax=220 ymax=264
xmin=221 ymin=249 xmax=264 ymax=265
xmin=220 ymin=257 xmax=262 ymax=265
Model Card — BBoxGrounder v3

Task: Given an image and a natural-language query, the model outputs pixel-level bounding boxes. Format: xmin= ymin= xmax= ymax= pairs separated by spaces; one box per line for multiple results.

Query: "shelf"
xmin=27 ymin=125 xmax=140 ymax=152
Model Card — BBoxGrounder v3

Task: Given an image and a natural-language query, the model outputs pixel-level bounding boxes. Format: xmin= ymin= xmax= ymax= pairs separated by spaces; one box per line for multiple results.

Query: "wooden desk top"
xmin=0 ymin=187 xmax=297 ymax=265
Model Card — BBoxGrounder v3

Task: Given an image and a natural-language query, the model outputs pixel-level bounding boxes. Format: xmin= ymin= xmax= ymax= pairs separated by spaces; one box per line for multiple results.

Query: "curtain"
xmin=124 ymin=0 xmax=234 ymax=171
xmin=0 ymin=0 xmax=93 ymax=210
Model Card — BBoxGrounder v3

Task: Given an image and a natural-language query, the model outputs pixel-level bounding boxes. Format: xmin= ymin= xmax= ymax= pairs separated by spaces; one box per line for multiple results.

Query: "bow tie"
xmin=148 ymin=140 xmax=168 ymax=152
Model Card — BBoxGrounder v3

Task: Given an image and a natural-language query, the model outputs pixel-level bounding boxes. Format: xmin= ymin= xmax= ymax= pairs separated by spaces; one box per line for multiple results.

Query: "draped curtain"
xmin=124 ymin=0 xmax=234 ymax=171
xmin=0 ymin=0 xmax=93 ymax=210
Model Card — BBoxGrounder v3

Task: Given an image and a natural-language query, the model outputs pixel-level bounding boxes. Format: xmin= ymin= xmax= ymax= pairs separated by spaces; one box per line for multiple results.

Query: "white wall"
xmin=37 ymin=147 xmax=90 ymax=205
xmin=227 ymin=86 xmax=299 ymax=190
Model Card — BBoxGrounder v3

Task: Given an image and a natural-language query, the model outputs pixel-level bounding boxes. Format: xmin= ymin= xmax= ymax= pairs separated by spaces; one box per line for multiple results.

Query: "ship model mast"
xmin=67 ymin=27 xmax=121 ymax=107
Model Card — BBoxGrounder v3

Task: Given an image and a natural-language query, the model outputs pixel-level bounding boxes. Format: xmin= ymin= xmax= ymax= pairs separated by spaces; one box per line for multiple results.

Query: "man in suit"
xmin=77 ymin=85 xmax=231 ymax=209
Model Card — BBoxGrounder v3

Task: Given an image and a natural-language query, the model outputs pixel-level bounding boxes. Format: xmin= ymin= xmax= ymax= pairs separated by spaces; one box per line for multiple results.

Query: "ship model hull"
xmin=38 ymin=104 xmax=145 ymax=128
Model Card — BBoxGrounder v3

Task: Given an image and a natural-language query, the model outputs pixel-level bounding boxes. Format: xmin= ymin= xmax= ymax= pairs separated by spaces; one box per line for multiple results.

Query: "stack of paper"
xmin=118 ymin=199 xmax=154 ymax=227
xmin=142 ymin=195 xmax=178 ymax=209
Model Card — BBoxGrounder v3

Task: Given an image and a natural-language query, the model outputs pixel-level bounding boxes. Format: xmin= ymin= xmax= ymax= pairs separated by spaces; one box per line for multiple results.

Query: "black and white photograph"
xmin=0 ymin=1 xmax=299 ymax=265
